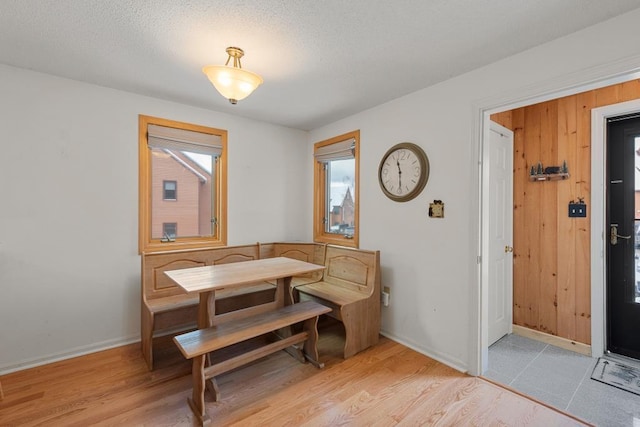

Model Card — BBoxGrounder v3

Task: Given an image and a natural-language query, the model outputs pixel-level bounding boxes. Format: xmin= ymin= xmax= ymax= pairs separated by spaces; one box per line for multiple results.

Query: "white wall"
xmin=0 ymin=64 xmax=309 ymax=372
xmin=309 ymin=8 xmax=640 ymax=372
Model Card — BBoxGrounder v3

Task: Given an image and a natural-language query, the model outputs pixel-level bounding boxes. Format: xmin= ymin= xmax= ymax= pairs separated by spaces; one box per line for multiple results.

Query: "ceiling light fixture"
xmin=202 ymin=47 xmax=263 ymax=105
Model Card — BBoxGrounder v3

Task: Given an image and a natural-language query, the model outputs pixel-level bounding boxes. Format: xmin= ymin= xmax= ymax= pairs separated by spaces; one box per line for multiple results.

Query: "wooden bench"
xmin=292 ymin=245 xmax=381 ymax=358
xmin=141 ymin=243 xmax=276 ymax=370
xmin=173 ymin=300 xmax=331 ymax=425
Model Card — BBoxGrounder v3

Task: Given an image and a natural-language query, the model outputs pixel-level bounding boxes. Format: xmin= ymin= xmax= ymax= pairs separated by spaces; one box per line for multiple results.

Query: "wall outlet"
xmin=381 ymin=286 xmax=390 ymax=307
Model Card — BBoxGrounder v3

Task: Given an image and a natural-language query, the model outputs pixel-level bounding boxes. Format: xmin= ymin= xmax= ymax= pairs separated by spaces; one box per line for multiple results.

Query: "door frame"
xmin=473 ymin=55 xmax=640 ymax=376
xmin=591 ymin=99 xmax=640 ymax=358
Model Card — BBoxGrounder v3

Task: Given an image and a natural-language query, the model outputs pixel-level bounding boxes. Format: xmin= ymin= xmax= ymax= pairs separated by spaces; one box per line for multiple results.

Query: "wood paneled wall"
xmin=491 ymin=80 xmax=640 ymax=345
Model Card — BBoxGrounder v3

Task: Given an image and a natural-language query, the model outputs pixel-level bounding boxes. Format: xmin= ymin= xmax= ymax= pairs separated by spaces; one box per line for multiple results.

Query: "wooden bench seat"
xmin=145 ymin=283 xmax=276 ymax=314
xmin=292 ymin=281 xmax=365 ymax=307
xmin=174 ymin=300 xmax=331 ymax=425
xmin=141 ymin=244 xmax=276 ymax=370
xmin=145 ymin=293 xmax=199 ymax=313
xmin=293 ymin=245 xmax=381 ymax=359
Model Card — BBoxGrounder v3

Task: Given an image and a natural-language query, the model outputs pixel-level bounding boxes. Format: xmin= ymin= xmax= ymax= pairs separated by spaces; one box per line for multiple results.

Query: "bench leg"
xmin=141 ymin=309 xmax=154 ymax=370
xmin=187 ymin=354 xmax=211 ymax=425
xmin=302 ymin=316 xmax=324 ymax=368
xmin=341 ymin=304 xmax=378 ymax=359
xmin=341 ymin=306 xmax=361 ymax=359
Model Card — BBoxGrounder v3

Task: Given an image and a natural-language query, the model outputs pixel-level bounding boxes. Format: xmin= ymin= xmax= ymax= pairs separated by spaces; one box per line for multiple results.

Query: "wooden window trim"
xmin=313 ymin=130 xmax=360 ymax=248
xmin=138 ymin=115 xmax=227 ymax=253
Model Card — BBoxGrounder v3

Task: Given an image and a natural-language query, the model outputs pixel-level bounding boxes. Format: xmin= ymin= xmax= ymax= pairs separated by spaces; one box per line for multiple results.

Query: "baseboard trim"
xmin=512 ymin=325 xmax=591 ymax=356
xmin=379 ymin=330 xmax=468 ymax=374
xmin=0 ymin=335 xmax=140 ymax=375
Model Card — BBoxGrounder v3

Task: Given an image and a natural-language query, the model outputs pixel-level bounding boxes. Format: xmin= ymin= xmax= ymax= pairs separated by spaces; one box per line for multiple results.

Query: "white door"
xmin=487 ymin=121 xmax=514 ymax=345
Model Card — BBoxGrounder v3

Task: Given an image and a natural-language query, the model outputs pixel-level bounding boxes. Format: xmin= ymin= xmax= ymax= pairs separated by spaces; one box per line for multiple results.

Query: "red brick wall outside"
xmin=150 ymin=150 xmax=212 ymax=239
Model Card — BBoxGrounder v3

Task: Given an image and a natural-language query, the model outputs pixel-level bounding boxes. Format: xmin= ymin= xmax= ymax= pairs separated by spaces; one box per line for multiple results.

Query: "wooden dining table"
xmin=164 ymin=257 xmax=325 ymax=329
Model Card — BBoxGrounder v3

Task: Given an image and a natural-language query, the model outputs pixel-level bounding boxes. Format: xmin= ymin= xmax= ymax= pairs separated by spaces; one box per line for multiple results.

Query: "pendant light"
xmin=202 ymin=47 xmax=263 ymax=104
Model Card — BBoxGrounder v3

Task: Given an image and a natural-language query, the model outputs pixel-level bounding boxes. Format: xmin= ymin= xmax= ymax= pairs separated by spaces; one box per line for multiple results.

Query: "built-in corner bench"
xmin=141 ymin=244 xmax=276 ymax=370
xmin=141 ymin=242 xmax=381 ymax=370
xmin=290 ymin=245 xmax=381 ymax=359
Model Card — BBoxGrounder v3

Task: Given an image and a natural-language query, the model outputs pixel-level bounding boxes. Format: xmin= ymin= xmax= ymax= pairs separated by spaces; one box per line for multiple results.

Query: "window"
xmin=313 ymin=130 xmax=359 ymax=247
xmin=139 ymin=115 xmax=227 ymax=252
xmin=163 ymin=180 xmax=177 ymax=200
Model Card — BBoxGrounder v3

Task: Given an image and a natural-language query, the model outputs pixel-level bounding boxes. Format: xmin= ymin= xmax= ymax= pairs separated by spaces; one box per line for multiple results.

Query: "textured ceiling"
xmin=1 ymin=0 xmax=640 ymax=130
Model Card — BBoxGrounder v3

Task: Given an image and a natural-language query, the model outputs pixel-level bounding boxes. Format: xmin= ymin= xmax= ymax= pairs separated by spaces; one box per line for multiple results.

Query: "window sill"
xmin=314 ymin=234 xmax=358 ymax=249
xmin=140 ymin=239 xmax=226 ymax=254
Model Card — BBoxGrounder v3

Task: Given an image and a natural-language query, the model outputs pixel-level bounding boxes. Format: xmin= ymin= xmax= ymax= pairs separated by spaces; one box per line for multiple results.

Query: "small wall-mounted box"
xmin=429 ymin=200 xmax=444 ymax=218
xmin=568 ymin=202 xmax=587 ymax=218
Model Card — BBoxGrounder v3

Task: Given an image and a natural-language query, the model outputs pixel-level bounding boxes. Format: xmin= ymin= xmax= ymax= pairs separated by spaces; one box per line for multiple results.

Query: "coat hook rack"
xmin=529 ymin=161 xmax=569 ymax=182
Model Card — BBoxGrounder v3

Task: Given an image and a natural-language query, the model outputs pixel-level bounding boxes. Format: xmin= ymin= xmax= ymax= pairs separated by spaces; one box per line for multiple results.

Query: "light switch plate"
xmin=568 ymin=202 xmax=587 ymax=218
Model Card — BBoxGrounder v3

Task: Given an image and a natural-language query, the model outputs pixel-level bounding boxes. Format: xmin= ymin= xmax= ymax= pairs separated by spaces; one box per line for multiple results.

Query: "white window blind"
xmin=314 ymin=138 xmax=356 ymax=163
xmin=147 ymin=124 xmax=223 ymax=157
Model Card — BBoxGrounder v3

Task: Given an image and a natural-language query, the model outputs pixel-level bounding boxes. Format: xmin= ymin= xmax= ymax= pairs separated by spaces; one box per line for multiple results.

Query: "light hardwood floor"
xmin=0 ymin=320 xmax=589 ymax=426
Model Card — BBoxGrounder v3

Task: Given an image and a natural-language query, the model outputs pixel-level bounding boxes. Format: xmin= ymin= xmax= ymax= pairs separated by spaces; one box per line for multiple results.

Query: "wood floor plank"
xmin=0 ymin=320 xmax=589 ymax=426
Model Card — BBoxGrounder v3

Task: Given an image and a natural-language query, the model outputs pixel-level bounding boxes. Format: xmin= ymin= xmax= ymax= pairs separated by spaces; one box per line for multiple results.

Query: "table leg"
xmin=275 ymin=275 xmax=306 ymax=362
xmin=274 ymin=277 xmax=285 ymax=308
xmin=198 ymin=291 xmax=216 ymax=400
xmin=206 ymin=377 xmax=221 ymax=402
xmin=198 ymin=291 xmax=216 ymax=328
xmin=281 ymin=276 xmax=293 ymax=306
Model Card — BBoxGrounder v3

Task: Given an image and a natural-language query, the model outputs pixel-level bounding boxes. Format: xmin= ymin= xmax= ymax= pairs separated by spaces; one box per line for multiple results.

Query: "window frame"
xmin=313 ymin=130 xmax=360 ymax=248
xmin=138 ymin=115 xmax=227 ymax=253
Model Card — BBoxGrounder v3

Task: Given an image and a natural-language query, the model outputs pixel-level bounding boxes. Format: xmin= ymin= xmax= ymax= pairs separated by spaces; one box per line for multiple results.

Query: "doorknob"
xmin=610 ymin=224 xmax=632 ymax=245
xmin=504 ymin=245 xmax=513 ymax=253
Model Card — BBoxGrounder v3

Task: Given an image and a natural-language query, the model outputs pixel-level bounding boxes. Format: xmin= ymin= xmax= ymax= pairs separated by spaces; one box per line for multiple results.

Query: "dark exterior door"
xmin=607 ymin=114 xmax=640 ymax=360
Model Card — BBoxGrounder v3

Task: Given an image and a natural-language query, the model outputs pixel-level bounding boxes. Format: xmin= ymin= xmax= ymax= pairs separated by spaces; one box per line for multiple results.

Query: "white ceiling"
xmin=2 ymin=1 xmax=640 ymax=131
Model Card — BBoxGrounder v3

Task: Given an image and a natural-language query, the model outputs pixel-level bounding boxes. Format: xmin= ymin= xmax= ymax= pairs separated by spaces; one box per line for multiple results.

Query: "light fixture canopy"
xmin=202 ymin=47 xmax=263 ymax=105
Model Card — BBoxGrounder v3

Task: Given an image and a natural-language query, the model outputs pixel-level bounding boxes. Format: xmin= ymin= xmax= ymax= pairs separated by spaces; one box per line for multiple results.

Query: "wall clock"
xmin=378 ymin=142 xmax=429 ymax=202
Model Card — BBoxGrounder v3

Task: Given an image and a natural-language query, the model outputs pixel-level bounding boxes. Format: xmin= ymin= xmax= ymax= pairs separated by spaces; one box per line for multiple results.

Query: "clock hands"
xmin=396 ymin=158 xmax=402 ymax=191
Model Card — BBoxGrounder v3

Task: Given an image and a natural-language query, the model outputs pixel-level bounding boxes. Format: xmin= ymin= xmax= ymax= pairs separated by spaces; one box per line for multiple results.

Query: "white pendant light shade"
xmin=202 ymin=65 xmax=263 ymax=103
xmin=203 ymin=47 xmax=263 ymax=104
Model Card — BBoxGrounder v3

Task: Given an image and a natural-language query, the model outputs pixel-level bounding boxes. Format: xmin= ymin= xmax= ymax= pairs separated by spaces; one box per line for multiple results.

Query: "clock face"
xmin=378 ymin=143 xmax=429 ymax=202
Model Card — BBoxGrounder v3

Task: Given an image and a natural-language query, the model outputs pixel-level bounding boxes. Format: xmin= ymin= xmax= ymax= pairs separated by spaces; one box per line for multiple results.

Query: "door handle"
xmin=610 ymin=224 xmax=632 ymax=245
xmin=504 ymin=245 xmax=513 ymax=253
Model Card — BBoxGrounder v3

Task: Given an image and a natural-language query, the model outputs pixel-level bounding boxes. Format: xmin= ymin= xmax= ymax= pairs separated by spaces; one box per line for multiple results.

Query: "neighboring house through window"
xmin=313 ymin=130 xmax=359 ymax=248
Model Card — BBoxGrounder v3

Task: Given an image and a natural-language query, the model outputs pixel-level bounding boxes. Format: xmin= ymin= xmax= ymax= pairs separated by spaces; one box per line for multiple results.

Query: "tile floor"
xmin=484 ymin=334 xmax=640 ymax=427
